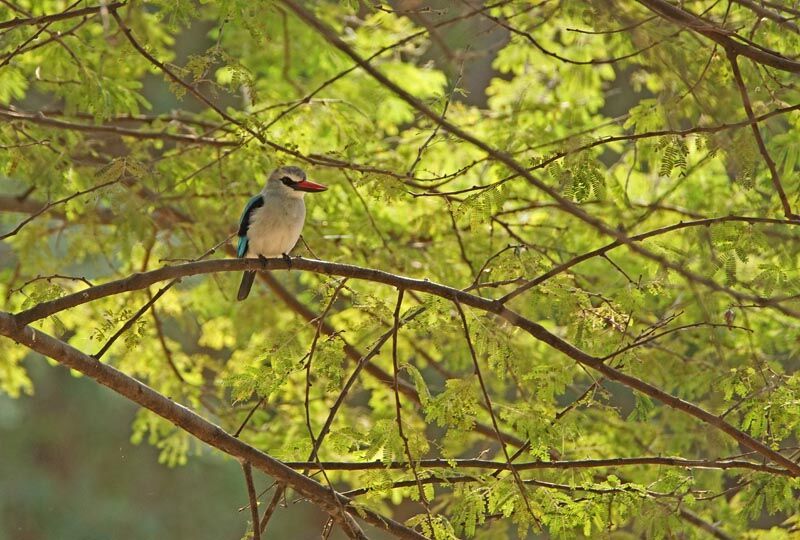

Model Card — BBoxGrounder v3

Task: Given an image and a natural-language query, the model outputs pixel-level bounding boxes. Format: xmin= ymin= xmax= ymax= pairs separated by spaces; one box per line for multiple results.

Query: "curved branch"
xmin=8 ymin=256 xmax=800 ymax=475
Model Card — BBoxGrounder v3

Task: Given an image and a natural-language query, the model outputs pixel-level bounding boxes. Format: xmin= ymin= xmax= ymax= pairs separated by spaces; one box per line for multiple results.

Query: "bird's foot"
xmin=282 ymin=253 xmax=292 ymax=269
xmin=258 ymin=254 xmax=268 ymax=269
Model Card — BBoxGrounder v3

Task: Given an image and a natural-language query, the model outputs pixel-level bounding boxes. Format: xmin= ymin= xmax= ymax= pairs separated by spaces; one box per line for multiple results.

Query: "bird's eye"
xmin=281 ymin=176 xmax=295 ymax=186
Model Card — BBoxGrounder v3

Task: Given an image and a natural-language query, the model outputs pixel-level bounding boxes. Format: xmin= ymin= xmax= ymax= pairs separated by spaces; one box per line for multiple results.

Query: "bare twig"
xmin=500 ymin=215 xmax=800 ymax=303
xmin=0 ymin=179 xmax=119 ymax=241
xmin=391 ymin=288 xmax=433 ymax=529
xmin=454 ymin=301 xmax=537 ymax=522
xmin=94 ymin=281 xmax=175 ymax=359
xmin=241 ymin=462 xmax=261 ymax=540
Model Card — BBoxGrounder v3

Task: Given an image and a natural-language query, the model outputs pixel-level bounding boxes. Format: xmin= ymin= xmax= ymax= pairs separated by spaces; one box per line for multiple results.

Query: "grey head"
xmin=264 ymin=166 xmax=327 ymax=197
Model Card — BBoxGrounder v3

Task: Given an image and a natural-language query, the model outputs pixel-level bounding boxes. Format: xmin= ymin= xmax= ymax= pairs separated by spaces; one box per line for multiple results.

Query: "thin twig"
xmin=500 ymin=214 xmax=800 ymax=304
xmin=0 ymin=179 xmax=119 ymax=240
xmin=453 ymin=300 xmax=539 ymax=521
xmin=391 ymin=289 xmax=434 ymax=530
xmin=94 ymin=281 xmax=175 ymax=359
xmin=241 ymin=462 xmax=261 ymax=540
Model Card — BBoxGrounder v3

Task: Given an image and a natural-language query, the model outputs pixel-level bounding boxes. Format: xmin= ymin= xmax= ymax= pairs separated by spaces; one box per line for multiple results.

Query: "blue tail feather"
xmin=237 ymin=236 xmax=248 ymax=258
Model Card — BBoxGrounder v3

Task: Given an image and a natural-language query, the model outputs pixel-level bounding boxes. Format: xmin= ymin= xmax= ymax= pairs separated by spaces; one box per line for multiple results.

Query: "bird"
xmin=235 ymin=166 xmax=327 ymax=301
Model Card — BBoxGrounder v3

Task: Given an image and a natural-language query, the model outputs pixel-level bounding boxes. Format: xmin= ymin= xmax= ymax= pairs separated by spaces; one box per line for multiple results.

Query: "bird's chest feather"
xmin=247 ymin=197 xmax=306 ymax=257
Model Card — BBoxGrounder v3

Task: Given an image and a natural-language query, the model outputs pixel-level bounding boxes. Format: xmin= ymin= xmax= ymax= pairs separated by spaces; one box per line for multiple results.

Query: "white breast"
xmin=246 ymin=196 xmax=306 ymax=258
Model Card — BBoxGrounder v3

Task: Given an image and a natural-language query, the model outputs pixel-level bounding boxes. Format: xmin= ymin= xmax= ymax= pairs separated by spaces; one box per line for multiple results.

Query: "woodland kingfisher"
xmin=236 ymin=166 xmax=327 ymax=300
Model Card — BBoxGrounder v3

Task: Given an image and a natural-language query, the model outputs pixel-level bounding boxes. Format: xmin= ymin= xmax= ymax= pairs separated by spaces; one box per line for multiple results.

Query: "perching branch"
xmin=7 ymin=256 xmax=800 ymax=475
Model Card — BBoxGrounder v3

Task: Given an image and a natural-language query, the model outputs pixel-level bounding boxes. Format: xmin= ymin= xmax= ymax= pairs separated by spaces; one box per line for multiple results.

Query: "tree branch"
xmin=636 ymin=0 xmax=800 ymax=72
xmin=0 ymin=1 xmax=124 ymax=31
xmin=454 ymin=300 xmax=536 ymax=520
xmin=391 ymin=288 xmax=434 ymax=529
xmin=0 ymin=179 xmax=119 ymax=240
xmin=0 ymin=108 xmax=241 ymax=148
xmin=727 ymin=51 xmax=795 ymax=219
xmin=8 ymin=257 xmax=800 ymax=475
xmin=677 ymin=507 xmax=734 ymax=540
xmin=500 ymin=215 xmax=800 ymax=303
xmin=281 ymin=456 xmax=791 ymax=475
xmin=730 ymin=0 xmax=800 ymax=34
xmin=241 ymin=462 xmax=261 ymax=540
xmin=0 ymin=312 xmax=425 ymax=540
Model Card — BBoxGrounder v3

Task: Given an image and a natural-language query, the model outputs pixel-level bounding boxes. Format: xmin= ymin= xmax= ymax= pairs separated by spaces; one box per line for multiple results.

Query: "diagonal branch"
xmin=94 ymin=281 xmax=175 ymax=360
xmin=730 ymin=0 xmax=800 ymax=34
xmin=635 ymin=0 xmax=800 ymax=72
xmin=0 ymin=312 xmax=425 ymax=540
xmin=308 ymin=304 xmax=427 ymax=462
xmin=500 ymin=215 xmax=800 ymax=303
xmin=0 ymin=179 xmax=119 ymax=240
xmin=727 ymin=51 xmax=795 ymax=219
xmin=454 ymin=301 xmax=537 ymax=522
xmin=678 ymin=507 xmax=734 ymax=540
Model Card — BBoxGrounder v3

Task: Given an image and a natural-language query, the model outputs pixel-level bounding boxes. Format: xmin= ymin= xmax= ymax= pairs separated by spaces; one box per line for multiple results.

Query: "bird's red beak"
xmin=292 ymin=179 xmax=328 ymax=192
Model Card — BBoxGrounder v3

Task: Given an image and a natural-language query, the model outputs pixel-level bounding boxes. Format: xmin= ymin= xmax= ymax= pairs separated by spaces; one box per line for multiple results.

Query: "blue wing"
xmin=237 ymin=194 xmax=264 ymax=258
